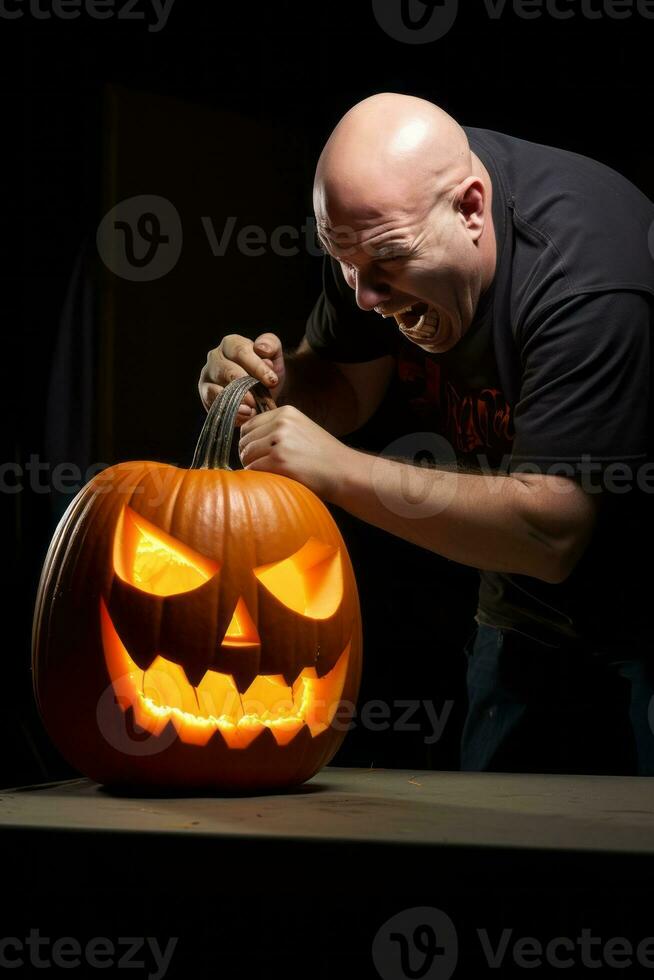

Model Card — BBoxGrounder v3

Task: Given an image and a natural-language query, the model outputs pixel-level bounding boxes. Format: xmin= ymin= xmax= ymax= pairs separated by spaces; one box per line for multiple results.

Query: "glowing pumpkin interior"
xmin=102 ymin=507 xmax=350 ymax=748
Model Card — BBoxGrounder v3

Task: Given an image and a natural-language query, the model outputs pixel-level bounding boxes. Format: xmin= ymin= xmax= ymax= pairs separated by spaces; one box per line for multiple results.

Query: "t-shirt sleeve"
xmin=508 ymin=290 xmax=652 ymax=484
xmin=305 ymin=255 xmax=397 ymax=363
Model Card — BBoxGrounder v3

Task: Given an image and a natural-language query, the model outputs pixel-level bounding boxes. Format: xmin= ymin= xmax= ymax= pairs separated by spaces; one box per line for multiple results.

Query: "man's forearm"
xmin=275 ymin=348 xmax=360 ymax=437
xmin=329 ymin=448 xmax=591 ymax=584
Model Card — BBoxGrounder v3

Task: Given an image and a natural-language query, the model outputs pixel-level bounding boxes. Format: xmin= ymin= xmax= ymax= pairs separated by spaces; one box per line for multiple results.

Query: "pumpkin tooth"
xmin=196 ymin=669 xmax=244 ymax=722
xmin=302 ymin=643 xmax=351 ymax=736
xmin=269 ymin=718 xmax=304 ymax=746
xmin=292 ymin=672 xmax=312 ymax=715
xmin=241 ymin=673 xmax=294 ymax=718
xmin=142 ymin=656 xmax=198 ymax=715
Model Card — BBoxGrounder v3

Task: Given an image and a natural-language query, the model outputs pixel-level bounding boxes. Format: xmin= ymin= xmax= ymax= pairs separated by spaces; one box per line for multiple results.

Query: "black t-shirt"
xmin=306 ymin=128 xmax=654 ymax=654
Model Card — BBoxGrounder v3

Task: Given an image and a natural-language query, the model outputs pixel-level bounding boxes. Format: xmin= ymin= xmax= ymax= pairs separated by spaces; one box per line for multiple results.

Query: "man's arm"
xmin=276 ymin=336 xmax=395 ymax=437
xmin=239 ymin=403 xmax=601 ymax=584
xmin=330 ymin=451 xmax=601 ymax=584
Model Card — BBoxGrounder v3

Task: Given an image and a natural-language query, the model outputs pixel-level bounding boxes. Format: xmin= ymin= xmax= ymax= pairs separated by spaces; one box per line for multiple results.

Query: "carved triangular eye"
xmin=113 ymin=506 xmax=220 ymax=597
xmin=254 ymin=538 xmax=342 ymax=619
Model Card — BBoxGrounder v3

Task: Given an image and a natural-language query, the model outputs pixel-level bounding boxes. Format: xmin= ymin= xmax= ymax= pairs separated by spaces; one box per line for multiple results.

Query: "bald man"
xmin=200 ymin=93 xmax=654 ymax=776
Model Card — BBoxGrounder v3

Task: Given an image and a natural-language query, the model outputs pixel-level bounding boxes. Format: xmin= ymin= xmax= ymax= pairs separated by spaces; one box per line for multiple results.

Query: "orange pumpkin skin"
xmin=32 ymin=461 xmax=362 ymax=791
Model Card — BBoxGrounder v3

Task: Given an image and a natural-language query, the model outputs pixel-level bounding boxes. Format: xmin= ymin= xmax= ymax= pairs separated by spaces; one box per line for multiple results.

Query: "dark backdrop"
xmin=8 ymin=0 xmax=654 ymax=787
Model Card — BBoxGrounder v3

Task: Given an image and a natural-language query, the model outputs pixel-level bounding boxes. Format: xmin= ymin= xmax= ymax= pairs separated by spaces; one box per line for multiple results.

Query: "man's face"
xmin=317 ymin=195 xmax=484 ymax=354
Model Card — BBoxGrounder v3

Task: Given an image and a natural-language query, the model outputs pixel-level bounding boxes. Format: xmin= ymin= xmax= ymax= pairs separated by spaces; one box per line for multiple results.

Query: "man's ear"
xmin=455 ymin=176 xmax=486 ymax=242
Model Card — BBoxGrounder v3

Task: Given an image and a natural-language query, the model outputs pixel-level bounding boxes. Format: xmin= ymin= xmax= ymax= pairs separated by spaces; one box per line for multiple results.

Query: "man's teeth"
xmin=376 ymin=302 xmax=441 ymax=339
xmin=377 ymin=304 xmax=415 ymax=319
xmin=395 ymin=309 xmax=439 ymax=337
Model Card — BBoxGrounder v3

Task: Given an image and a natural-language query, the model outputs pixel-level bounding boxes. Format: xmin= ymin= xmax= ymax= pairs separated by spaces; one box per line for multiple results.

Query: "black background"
xmin=7 ymin=0 xmax=654 ymax=788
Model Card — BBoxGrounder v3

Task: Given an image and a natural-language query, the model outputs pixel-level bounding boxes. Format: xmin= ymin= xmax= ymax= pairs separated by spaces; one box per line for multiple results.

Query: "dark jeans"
xmin=461 ymin=623 xmax=654 ymax=775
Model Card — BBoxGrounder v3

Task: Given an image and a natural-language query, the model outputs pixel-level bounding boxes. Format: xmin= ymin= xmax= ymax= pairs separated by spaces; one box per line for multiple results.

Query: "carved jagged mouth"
xmin=100 ymin=600 xmax=350 ymax=749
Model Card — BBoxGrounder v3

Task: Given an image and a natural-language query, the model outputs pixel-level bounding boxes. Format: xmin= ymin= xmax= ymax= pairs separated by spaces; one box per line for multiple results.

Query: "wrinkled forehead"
xmin=315 ymin=174 xmax=420 ymax=224
xmin=314 ymin=192 xmax=434 ymax=262
xmin=316 ymin=205 xmax=391 ymax=254
xmin=314 ymin=169 xmax=435 ymax=251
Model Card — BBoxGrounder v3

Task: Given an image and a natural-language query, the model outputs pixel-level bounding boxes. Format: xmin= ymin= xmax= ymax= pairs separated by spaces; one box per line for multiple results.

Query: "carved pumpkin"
xmin=33 ymin=378 xmax=362 ymax=791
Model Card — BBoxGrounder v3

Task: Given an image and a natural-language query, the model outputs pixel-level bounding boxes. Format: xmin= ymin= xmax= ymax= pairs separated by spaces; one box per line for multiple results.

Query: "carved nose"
xmin=216 ymin=597 xmax=261 ymax=693
xmin=221 ymin=597 xmax=260 ymax=648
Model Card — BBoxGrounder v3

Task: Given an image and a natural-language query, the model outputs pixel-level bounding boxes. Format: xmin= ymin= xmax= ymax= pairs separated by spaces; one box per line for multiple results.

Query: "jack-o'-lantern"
xmin=32 ymin=378 xmax=362 ymax=791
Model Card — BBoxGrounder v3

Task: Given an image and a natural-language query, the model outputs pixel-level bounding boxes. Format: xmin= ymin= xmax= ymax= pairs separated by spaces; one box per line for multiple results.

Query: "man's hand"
xmin=199 ymin=333 xmax=286 ymax=427
xmin=238 ymin=405 xmax=352 ymax=500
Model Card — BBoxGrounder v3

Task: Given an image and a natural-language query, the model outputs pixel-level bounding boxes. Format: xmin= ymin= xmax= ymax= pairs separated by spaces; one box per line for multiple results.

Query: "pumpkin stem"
xmin=192 ymin=376 xmax=275 ymax=470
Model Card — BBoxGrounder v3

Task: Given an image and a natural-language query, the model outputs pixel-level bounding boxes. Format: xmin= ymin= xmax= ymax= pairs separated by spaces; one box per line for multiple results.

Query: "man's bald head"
xmin=314 ymin=93 xmax=472 ymax=233
xmin=312 ymin=93 xmax=496 ymax=355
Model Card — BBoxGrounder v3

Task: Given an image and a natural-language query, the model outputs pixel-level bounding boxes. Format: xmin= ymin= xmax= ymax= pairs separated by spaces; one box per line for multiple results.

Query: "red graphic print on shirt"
xmin=397 ymin=345 xmax=514 ymax=459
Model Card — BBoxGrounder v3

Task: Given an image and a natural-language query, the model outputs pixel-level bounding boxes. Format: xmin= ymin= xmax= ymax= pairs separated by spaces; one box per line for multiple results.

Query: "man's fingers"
xmin=240 ymin=413 xmax=278 ymax=439
xmin=253 ymin=333 xmax=282 ymax=357
xmin=254 ymin=334 xmax=284 ymax=380
xmin=200 ymin=332 xmax=283 ymax=418
xmin=222 ymin=335 xmax=278 ymax=387
xmin=200 ymin=382 xmax=222 ymax=410
xmin=235 ymin=407 xmax=255 ymax=426
xmin=239 ymin=433 xmax=276 ymax=468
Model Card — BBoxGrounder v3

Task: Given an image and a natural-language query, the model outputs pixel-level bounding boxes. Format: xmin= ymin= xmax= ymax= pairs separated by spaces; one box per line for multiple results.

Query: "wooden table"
xmin=1 ymin=767 xmax=653 ymax=977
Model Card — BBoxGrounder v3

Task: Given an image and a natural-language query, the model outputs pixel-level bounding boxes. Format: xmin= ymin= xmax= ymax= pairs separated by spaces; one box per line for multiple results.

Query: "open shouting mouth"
xmin=394 ymin=301 xmax=439 ymax=335
xmin=377 ymin=301 xmax=441 ymax=339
